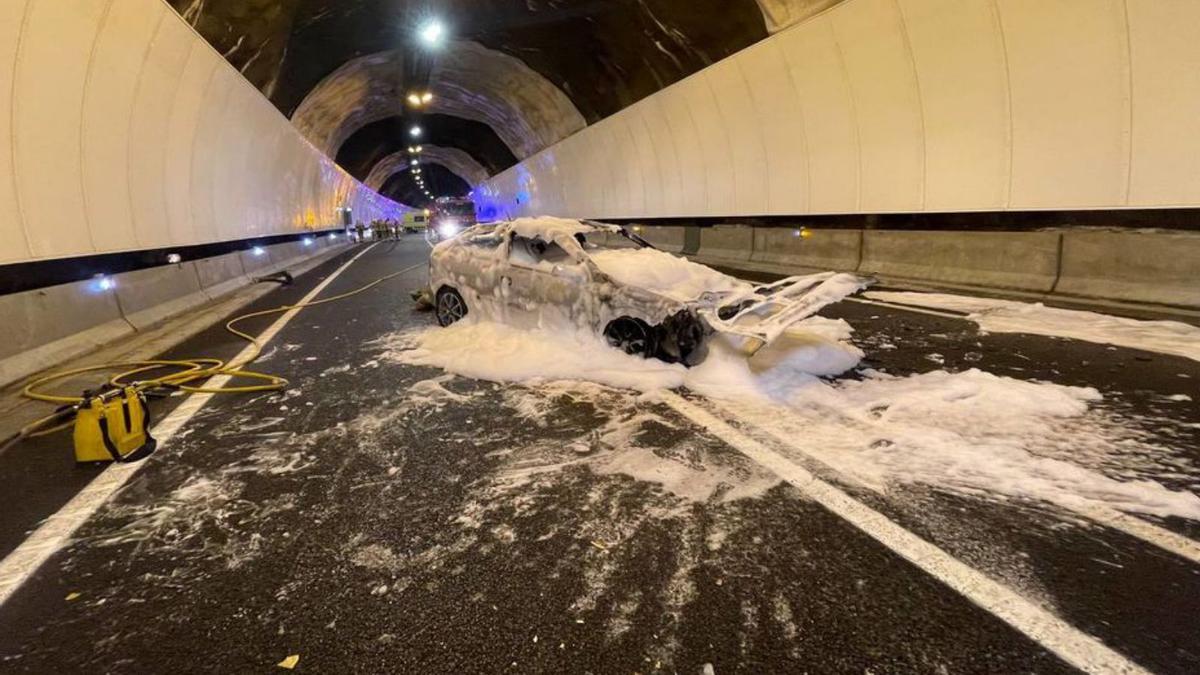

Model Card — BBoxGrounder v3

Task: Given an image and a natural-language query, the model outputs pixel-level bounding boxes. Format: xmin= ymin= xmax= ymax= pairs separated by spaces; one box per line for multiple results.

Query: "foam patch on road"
xmin=377 ymin=316 xmax=1200 ymax=521
xmin=865 ymin=291 xmax=1200 ymax=362
xmin=377 ymin=316 xmax=864 ymax=398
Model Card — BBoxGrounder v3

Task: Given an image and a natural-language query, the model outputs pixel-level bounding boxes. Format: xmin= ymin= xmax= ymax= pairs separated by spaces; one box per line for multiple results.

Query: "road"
xmin=0 ymin=237 xmax=1197 ymax=673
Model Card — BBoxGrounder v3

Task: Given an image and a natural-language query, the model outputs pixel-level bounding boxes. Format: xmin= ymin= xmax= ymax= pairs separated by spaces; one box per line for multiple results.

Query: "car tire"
xmin=435 ymin=287 xmax=468 ymax=327
xmin=603 ymin=317 xmax=657 ymax=358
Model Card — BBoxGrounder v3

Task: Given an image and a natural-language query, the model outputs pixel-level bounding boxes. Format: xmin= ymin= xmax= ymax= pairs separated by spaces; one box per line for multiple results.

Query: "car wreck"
xmin=419 ymin=217 xmax=871 ymax=366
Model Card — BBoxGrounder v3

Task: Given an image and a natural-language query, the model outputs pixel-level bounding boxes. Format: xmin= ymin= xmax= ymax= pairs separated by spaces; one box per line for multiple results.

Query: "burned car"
xmin=423 ymin=217 xmax=870 ymax=365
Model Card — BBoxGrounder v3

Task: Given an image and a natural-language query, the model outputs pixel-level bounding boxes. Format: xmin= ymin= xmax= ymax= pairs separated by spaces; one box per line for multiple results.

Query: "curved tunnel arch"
xmin=336 ymin=115 xmax=517 ymax=184
xmin=291 ymin=41 xmax=585 ymax=165
xmin=366 ymin=146 xmax=490 ymax=193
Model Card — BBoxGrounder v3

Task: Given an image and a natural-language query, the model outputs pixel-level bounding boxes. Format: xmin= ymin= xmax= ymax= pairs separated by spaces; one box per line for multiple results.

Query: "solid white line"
xmin=846 ymin=296 xmax=965 ymax=320
xmin=1061 ymin=501 xmax=1200 ymax=566
xmin=660 ymin=392 xmax=1148 ymax=675
xmin=0 ymin=244 xmax=417 ymax=607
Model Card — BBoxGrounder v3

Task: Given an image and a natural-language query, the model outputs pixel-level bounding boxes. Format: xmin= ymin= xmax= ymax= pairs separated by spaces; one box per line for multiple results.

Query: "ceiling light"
xmin=418 ymin=20 xmax=445 ymax=47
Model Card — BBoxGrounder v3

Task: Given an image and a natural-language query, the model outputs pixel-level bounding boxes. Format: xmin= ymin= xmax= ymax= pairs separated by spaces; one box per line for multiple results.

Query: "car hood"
xmin=587 ymin=247 xmax=750 ymax=304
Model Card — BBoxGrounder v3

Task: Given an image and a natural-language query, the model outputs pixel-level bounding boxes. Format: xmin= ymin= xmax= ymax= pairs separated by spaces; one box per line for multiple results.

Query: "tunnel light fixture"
xmin=407 ymin=91 xmax=435 ymax=107
xmin=329 ymin=232 xmax=338 ymax=239
xmin=252 ymin=246 xmax=266 ymax=257
xmin=94 ymin=274 xmax=114 ymax=292
xmin=166 ymin=253 xmax=182 ymax=264
xmin=410 ymin=159 xmax=418 ymax=166
xmin=302 ymin=236 xmax=314 ymax=246
xmin=418 ymin=20 xmax=446 ymax=47
xmin=409 ymin=126 xmax=422 ymax=138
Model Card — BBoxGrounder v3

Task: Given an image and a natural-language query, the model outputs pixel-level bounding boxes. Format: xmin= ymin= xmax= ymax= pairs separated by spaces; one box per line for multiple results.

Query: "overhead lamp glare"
xmin=418 ymin=20 xmax=446 ymax=46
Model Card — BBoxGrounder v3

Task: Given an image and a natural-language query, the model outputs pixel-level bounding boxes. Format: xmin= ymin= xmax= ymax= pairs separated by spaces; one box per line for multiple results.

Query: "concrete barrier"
xmin=1056 ymin=230 xmax=1200 ymax=309
xmin=696 ymin=225 xmax=754 ymax=263
xmin=113 ymin=263 xmax=210 ymax=331
xmin=194 ymin=252 xmax=250 ymax=301
xmin=239 ymin=246 xmax=275 ymax=277
xmin=634 ymin=225 xmax=686 ymax=253
xmin=860 ymin=230 xmax=1061 ymax=292
xmin=0 ymin=239 xmax=352 ymax=387
xmin=0 ymin=279 xmax=132 ymax=386
xmin=750 ymin=228 xmax=862 ymax=273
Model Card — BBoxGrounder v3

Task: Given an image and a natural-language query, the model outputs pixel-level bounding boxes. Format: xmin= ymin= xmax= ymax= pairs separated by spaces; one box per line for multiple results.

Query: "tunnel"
xmin=1 ymin=1 xmax=1199 ymax=672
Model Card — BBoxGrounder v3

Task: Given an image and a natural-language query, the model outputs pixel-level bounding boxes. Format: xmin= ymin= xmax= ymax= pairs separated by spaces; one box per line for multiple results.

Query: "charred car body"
xmin=423 ymin=218 xmax=870 ymax=366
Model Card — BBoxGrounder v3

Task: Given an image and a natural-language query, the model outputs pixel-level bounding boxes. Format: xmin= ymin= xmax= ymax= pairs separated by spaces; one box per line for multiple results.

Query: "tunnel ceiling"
xmin=169 ymin=0 xmax=842 ymax=204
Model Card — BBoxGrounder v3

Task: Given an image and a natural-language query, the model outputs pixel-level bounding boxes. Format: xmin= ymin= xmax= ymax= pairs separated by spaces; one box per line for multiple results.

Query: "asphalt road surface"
xmin=0 ymin=237 xmax=1196 ymax=673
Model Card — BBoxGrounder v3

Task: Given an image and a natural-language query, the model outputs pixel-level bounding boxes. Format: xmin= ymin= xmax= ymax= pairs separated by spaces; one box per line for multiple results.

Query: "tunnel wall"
xmin=0 ymin=0 xmax=403 ymax=266
xmin=476 ymin=0 xmax=1200 ymax=221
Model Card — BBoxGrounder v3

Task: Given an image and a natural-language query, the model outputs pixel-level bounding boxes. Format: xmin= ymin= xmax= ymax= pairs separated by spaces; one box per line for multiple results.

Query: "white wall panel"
xmin=1125 ymin=0 xmax=1200 ymax=206
xmin=706 ymin=57 xmax=768 ymax=216
xmin=586 ymin=120 xmax=621 ymax=218
xmin=129 ymin=13 xmax=191 ymax=249
xmin=659 ymin=85 xmax=706 ymax=216
xmin=186 ymin=56 xmax=231 ymax=244
xmin=0 ymin=0 xmax=33 ymax=263
xmin=165 ymin=45 xmax=215 ymax=245
xmin=14 ymin=0 xmax=108 ymax=257
xmin=626 ymin=104 xmax=664 ymax=215
xmin=610 ymin=115 xmax=645 ymax=217
xmin=679 ymin=75 xmax=735 ymax=215
xmin=831 ymin=0 xmax=924 ymax=212
xmin=484 ymin=0 xmax=1200 ymax=220
xmin=736 ymin=38 xmax=808 ymax=215
xmin=83 ymin=0 xmax=162 ymax=252
xmin=638 ymin=98 xmax=684 ymax=215
xmin=898 ymin=0 xmax=1009 ymax=210
xmin=998 ymin=0 xmax=1129 ymax=208
xmin=0 ymin=0 xmax=402 ymax=266
xmin=776 ymin=16 xmax=859 ymax=212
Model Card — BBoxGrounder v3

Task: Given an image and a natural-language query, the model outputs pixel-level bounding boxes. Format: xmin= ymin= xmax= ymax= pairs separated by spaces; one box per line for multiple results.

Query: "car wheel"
xmin=435 ymin=287 xmax=468 ymax=327
xmin=604 ymin=317 xmax=657 ymax=358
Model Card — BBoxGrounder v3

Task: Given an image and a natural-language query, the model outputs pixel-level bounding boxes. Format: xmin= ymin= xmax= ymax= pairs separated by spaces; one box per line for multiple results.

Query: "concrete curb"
xmin=1056 ymin=230 xmax=1200 ymax=308
xmin=697 ymin=225 xmax=754 ymax=263
xmin=0 ymin=240 xmax=352 ymax=389
xmin=678 ymin=224 xmax=1200 ymax=315
xmin=860 ymin=230 xmax=1060 ymax=293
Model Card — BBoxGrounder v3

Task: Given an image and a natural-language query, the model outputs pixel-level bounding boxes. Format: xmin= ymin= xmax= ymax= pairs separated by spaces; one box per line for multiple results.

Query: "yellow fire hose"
xmin=2 ymin=257 xmax=417 ymax=457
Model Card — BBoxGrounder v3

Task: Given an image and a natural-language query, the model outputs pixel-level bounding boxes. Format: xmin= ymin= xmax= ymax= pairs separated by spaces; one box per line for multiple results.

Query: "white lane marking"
xmin=660 ymin=392 xmax=1149 ymax=675
xmin=846 ymin=296 xmax=965 ymax=319
xmin=1062 ymin=501 xmax=1200 ymax=566
xmin=0 ymin=245 xmax=422 ymax=607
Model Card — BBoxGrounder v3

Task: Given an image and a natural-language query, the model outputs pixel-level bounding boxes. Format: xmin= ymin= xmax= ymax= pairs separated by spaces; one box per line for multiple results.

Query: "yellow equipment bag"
xmin=73 ymin=388 xmax=157 ymax=463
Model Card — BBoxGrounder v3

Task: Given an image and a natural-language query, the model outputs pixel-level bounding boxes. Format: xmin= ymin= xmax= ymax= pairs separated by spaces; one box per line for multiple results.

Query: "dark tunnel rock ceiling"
xmin=170 ymin=0 xmax=845 ymax=196
xmin=337 ymin=115 xmax=518 ymax=181
xmin=380 ymin=165 xmax=472 ymax=207
xmin=292 ymin=43 xmax=586 ymax=161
